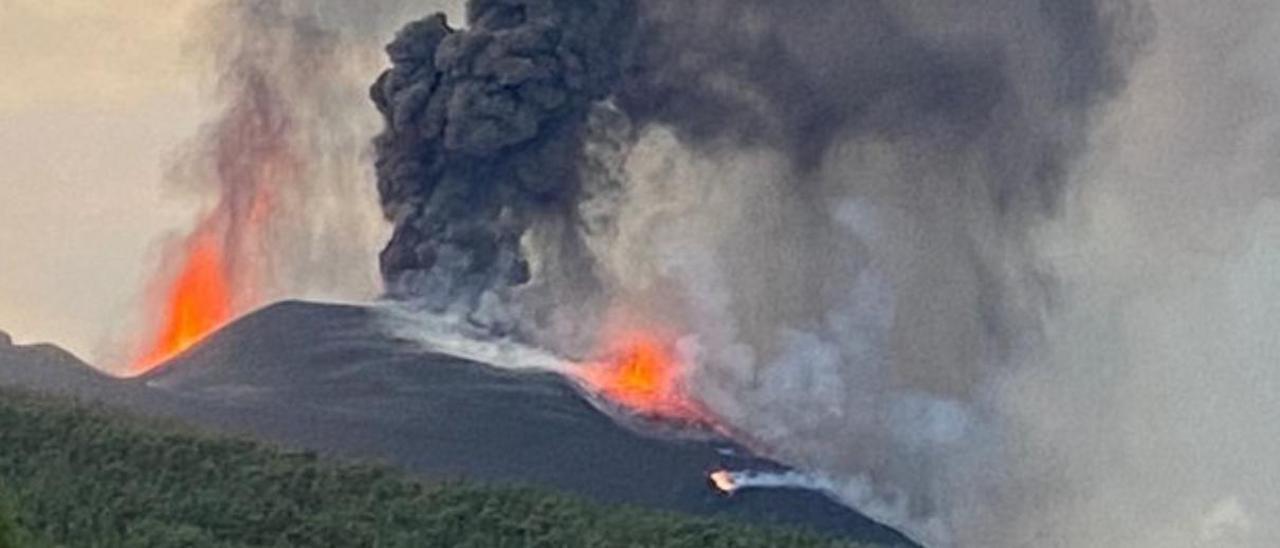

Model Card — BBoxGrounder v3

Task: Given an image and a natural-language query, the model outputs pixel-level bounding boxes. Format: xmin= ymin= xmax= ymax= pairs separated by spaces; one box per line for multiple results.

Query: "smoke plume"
xmin=371 ymin=0 xmax=635 ymax=332
xmin=374 ymin=1 xmax=1280 ymax=546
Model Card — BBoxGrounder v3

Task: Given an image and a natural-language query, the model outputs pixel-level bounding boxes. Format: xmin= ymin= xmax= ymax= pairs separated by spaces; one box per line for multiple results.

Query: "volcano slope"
xmin=0 ymin=301 xmax=913 ymax=546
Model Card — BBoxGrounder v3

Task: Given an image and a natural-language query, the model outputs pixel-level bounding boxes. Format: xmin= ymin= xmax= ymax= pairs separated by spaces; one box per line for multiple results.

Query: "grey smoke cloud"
xmin=630 ymin=4 xmax=1130 ymax=423
xmin=623 ymin=0 xmax=1145 ymax=214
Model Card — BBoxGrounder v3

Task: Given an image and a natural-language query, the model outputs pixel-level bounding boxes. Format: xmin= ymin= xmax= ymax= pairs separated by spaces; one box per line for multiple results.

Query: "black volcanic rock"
xmin=0 ymin=301 xmax=914 ymax=546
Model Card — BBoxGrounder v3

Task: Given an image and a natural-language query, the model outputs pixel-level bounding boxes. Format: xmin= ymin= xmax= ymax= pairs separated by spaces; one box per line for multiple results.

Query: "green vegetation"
xmin=0 ymin=499 xmax=20 ymax=548
xmin=0 ymin=492 xmax=43 ymax=548
xmin=0 ymin=388 xmax=867 ymax=547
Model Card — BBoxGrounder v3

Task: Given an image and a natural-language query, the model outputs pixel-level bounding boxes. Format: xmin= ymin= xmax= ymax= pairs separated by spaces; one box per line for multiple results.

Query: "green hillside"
xmin=0 ymin=388 xmax=871 ymax=547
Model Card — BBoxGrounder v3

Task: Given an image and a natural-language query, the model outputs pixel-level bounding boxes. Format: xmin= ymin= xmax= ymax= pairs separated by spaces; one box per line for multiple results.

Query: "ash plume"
xmin=370 ymin=0 xmax=635 ymax=325
xmin=376 ymin=1 xmax=1280 ymax=546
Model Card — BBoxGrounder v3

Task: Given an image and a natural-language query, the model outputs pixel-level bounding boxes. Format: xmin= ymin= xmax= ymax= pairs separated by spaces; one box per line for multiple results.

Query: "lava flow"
xmin=576 ymin=331 xmax=711 ymax=425
xmin=709 ymin=470 xmax=737 ymax=494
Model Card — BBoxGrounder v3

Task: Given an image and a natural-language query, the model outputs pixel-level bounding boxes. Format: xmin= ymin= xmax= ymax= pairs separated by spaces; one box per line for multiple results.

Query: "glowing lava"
xmin=710 ymin=470 xmax=737 ymax=494
xmin=131 ymin=229 xmax=234 ymax=373
xmin=577 ymin=331 xmax=709 ymax=424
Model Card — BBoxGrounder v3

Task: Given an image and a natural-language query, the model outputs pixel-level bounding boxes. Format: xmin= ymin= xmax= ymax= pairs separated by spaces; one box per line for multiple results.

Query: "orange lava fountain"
xmin=131 ymin=228 xmax=234 ymax=373
xmin=127 ymin=164 xmax=283 ymax=376
xmin=577 ymin=330 xmax=710 ymax=424
xmin=119 ymin=1 xmax=369 ymax=377
xmin=125 ymin=85 xmax=295 ymax=375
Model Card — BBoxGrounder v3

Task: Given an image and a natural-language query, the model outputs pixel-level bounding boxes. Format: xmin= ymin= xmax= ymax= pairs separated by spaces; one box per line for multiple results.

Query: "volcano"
xmin=0 ymin=301 xmax=913 ymax=546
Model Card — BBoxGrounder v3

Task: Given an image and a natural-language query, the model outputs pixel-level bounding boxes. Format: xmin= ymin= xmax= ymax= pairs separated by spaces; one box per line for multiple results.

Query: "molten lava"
xmin=710 ymin=470 xmax=737 ymax=494
xmin=131 ymin=229 xmax=233 ymax=373
xmin=577 ymin=331 xmax=709 ymax=424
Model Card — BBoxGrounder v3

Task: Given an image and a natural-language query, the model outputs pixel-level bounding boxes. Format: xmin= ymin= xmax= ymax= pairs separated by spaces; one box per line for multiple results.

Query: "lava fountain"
xmin=575 ymin=329 xmax=712 ymax=425
xmin=126 ymin=18 xmax=301 ymax=375
xmin=131 ymin=226 xmax=235 ymax=373
xmin=122 ymin=1 xmax=396 ymax=376
xmin=127 ymin=134 xmax=289 ymax=376
xmin=127 ymin=92 xmax=296 ymax=375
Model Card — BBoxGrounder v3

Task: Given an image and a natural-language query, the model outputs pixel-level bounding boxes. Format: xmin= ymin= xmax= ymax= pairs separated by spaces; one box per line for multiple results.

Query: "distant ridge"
xmin=0 ymin=332 xmax=129 ymax=400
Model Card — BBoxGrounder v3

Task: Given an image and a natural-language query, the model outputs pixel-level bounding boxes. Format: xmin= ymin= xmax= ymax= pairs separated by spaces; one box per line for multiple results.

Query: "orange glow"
xmin=710 ymin=470 xmax=737 ymax=494
xmin=131 ymin=229 xmax=233 ymax=373
xmin=577 ymin=331 xmax=709 ymax=424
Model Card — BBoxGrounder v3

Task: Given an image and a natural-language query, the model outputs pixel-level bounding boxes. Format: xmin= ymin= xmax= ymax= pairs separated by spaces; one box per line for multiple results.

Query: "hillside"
xmin=0 ymin=301 xmax=913 ymax=546
xmin=0 ymin=387 xmax=875 ymax=548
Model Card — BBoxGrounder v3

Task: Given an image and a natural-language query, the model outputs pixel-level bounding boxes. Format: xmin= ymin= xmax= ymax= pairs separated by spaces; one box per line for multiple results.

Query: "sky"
xmin=0 ymin=0 xmax=461 ymax=360
xmin=0 ymin=0 xmax=206 ymax=360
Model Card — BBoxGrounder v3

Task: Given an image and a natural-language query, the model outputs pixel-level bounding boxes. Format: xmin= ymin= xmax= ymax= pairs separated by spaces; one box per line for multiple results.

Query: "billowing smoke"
xmin=371 ymin=0 xmax=635 ymax=333
xmin=374 ymin=1 xmax=1280 ymax=546
xmin=584 ymin=1 xmax=1146 ymax=544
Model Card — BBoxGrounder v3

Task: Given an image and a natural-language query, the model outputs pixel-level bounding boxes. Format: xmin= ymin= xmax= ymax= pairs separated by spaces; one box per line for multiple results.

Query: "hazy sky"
xmin=0 ymin=0 xmax=461 ymax=360
xmin=0 ymin=1 xmax=204 ymax=358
